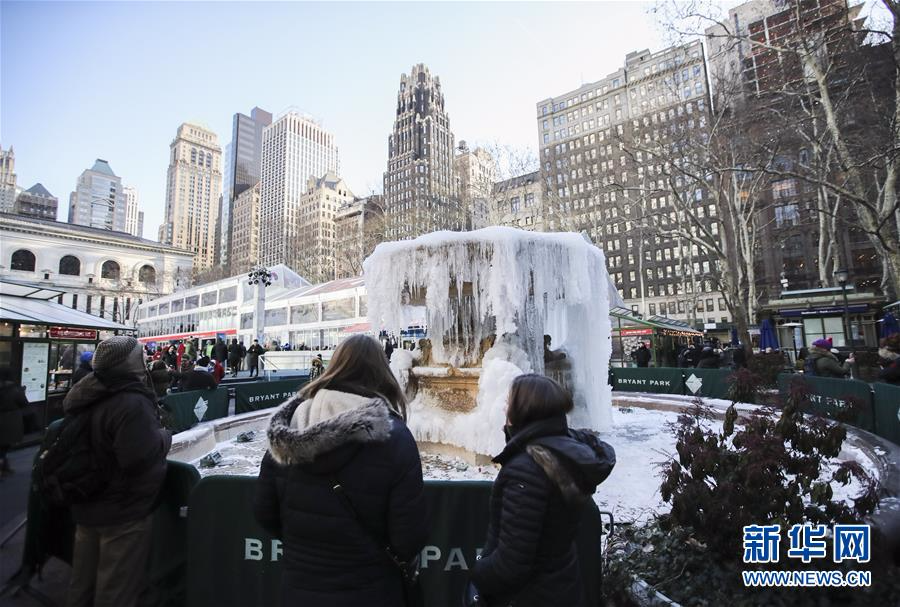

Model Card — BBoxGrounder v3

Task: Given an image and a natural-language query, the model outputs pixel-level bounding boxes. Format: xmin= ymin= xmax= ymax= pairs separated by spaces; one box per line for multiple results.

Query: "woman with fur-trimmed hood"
xmin=253 ymin=334 xmax=427 ymax=607
xmin=468 ymin=374 xmax=616 ymax=607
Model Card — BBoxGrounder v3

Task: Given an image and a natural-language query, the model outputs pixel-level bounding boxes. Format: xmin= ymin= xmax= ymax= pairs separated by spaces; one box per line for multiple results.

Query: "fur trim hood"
xmin=267 ymin=389 xmax=393 ymax=466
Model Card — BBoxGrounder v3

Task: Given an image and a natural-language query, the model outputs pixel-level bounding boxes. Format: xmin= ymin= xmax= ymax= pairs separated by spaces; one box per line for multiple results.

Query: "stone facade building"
xmin=536 ymin=41 xmax=731 ymax=327
xmin=491 ymin=172 xmax=545 ymax=232
xmin=1 ymin=212 xmax=193 ymax=324
xmin=0 ymin=146 xmax=17 ymax=214
xmin=453 ymin=143 xmax=496 ymax=230
xmin=160 ymin=123 xmax=222 ymax=273
xmin=68 ymin=159 xmax=127 ymax=232
xmin=294 ymin=172 xmax=354 ymax=284
xmin=383 ymin=64 xmax=459 ymax=240
xmin=220 ymin=107 xmax=272 ymax=271
xmin=334 ymin=194 xmax=384 ymax=279
xmin=229 ymin=182 xmax=261 ymax=275
xmin=259 ymin=111 xmax=339 ymax=269
xmin=14 ymin=183 xmax=58 ymax=220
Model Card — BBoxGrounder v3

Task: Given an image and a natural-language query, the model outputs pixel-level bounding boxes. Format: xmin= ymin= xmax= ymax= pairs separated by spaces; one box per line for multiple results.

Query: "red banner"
xmin=49 ymin=327 xmax=98 ymax=340
xmin=617 ymin=327 xmax=653 ymax=337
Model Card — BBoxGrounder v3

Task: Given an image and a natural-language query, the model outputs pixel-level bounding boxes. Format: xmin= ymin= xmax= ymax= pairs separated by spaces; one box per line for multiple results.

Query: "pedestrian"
xmin=696 ymin=346 xmax=721 ymax=369
xmin=71 ymin=352 xmax=94 ymax=386
xmin=247 ymin=339 xmax=264 ymax=378
xmin=309 ymin=353 xmax=325 ymax=380
xmin=878 ymin=334 xmax=900 ymax=385
xmin=633 ymin=342 xmax=651 ymax=367
xmin=149 ymin=360 xmax=171 ymax=398
xmin=804 ymin=337 xmax=853 ymax=377
xmin=254 ymin=334 xmax=427 ymax=607
xmin=178 ymin=356 xmax=218 ymax=391
xmin=731 ymin=345 xmax=748 ymax=369
xmin=164 ymin=345 xmax=178 ymax=369
xmin=467 ymin=374 xmax=615 ymax=607
xmin=176 ymin=340 xmax=186 ymax=370
xmin=385 ymin=339 xmax=395 ymax=361
xmin=214 ymin=339 xmax=228 ymax=368
xmin=0 ymin=368 xmax=27 ymax=477
xmin=61 ymin=336 xmax=171 ymax=607
xmin=239 ymin=341 xmax=247 ymax=372
xmin=211 ymin=357 xmax=226 ymax=384
xmin=228 ymin=339 xmax=241 ymax=377
xmin=184 ymin=338 xmax=196 ymax=364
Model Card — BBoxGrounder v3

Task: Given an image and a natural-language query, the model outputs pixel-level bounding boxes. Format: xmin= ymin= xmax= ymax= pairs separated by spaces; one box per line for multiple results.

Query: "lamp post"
xmin=247 ymin=266 xmax=272 ymax=344
xmin=834 ymin=268 xmax=851 ymax=346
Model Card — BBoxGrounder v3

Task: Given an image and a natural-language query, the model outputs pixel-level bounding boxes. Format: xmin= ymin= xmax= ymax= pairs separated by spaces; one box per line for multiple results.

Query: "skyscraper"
xmin=14 ymin=183 xmax=58 ymax=220
xmin=0 ymin=146 xmax=17 ymax=213
xmin=294 ymin=172 xmax=355 ymax=283
xmin=230 ymin=182 xmax=261 ymax=275
xmin=160 ymin=123 xmax=222 ymax=272
xmin=68 ymin=159 xmax=127 ymax=232
xmin=383 ymin=64 xmax=459 ymax=240
xmin=452 ymin=142 xmax=496 ymax=230
xmin=219 ymin=107 xmax=272 ymax=271
xmin=259 ymin=111 xmax=339 ymax=268
xmin=124 ymin=185 xmax=143 ymax=237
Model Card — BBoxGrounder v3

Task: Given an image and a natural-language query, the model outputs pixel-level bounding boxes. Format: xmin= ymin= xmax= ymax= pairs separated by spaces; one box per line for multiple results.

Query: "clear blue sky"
xmin=4 ymin=1 xmax=701 ymax=239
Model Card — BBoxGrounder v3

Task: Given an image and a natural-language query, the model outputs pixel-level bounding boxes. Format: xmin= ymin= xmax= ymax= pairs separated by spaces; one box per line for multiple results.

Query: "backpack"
xmin=803 ymin=356 xmax=818 ymax=376
xmin=33 ymin=408 xmax=109 ymax=507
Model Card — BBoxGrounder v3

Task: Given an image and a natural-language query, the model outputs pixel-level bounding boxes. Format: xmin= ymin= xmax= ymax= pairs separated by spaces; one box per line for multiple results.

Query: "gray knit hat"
xmin=93 ymin=336 xmax=143 ymax=376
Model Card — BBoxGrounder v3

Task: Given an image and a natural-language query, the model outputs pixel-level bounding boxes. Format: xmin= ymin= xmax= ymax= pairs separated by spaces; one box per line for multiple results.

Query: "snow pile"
xmin=364 ymin=227 xmax=613 ymax=455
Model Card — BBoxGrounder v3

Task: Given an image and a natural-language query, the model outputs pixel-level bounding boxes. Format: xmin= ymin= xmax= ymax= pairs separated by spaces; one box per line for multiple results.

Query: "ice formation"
xmin=364 ymin=227 xmax=613 ymax=455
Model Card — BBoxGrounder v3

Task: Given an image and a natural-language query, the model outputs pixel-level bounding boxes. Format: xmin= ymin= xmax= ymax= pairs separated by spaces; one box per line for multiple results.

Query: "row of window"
xmin=8 ymin=250 xmax=156 ymax=282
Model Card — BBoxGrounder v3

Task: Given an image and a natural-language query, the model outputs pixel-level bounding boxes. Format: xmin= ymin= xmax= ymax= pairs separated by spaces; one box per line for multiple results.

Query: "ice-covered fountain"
xmin=363 ymin=227 xmax=614 ymax=457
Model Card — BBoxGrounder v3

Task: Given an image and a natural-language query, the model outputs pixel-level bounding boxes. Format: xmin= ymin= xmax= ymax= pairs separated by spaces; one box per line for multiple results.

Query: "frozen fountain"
xmin=363 ymin=227 xmax=614 ymax=458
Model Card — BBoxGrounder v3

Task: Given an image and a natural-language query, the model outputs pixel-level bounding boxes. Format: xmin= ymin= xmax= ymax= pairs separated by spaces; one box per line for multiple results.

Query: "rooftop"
xmin=89 ymin=159 xmax=117 ymax=177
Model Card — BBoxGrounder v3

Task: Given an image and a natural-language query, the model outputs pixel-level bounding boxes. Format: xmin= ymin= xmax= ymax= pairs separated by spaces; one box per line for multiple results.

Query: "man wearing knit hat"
xmin=63 ymin=335 xmax=172 ymax=607
xmin=804 ymin=337 xmax=854 ymax=378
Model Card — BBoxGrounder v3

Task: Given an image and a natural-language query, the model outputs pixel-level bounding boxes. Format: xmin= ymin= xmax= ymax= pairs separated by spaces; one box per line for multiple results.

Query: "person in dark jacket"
xmin=149 ymin=359 xmax=171 ymax=397
xmin=163 ymin=345 xmax=178 ymax=369
xmin=247 ymin=340 xmax=264 ymax=377
xmin=731 ymin=346 xmax=748 ymax=369
xmin=238 ymin=341 xmax=247 ymax=372
xmin=469 ymin=374 xmax=615 ymax=607
xmin=805 ymin=337 xmax=853 ymax=377
xmin=214 ymin=339 xmax=228 ymax=367
xmin=64 ymin=336 xmax=171 ymax=607
xmin=253 ymin=334 xmax=428 ymax=607
xmin=71 ymin=352 xmax=94 ymax=386
xmin=0 ymin=368 xmax=28 ymax=476
xmin=178 ymin=357 xmax=218 ymax=392
xmin=633 ymin=343 xmax=652 ymax=367
xmin=878 ymin=334 xmax=900 ymax=385
xmin=227 ymin=339 xmax=241 ymax=377
xmin=696 ymin=347 xmax=721 ymax=369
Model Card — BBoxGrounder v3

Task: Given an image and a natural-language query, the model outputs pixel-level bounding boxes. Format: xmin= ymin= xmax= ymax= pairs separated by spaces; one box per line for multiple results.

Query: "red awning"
xmin=342 ymin=322 xmax=371 ymax=334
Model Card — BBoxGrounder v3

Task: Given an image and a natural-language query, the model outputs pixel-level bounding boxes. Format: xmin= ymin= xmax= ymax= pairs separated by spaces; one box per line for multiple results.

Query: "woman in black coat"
xmin=469 ymin=374 xmax=616 ymax=607
xmin=253 ymin=334 xmax=428 ymax=607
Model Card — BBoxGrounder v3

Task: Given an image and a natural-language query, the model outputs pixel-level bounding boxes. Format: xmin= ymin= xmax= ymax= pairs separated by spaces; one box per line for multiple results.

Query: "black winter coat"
xmin=471 ymin=415 xmax=616 ymax=607
xmin=63 ymin=373 xmax=172 ymax=527
xmin=253 ymin=385 xmax=428 ymax=607
xmin=214 ymin=341 xmax=228 ymax=364
xmin=879 ymin=358 xmax=900 ymax=385
xmin=71 ymin=361 xmax=93 ymax=386
xmin=178 ymin=369 xmax=217 ymax=392
xmin=633 ymin=347 xmax=651 ymax=367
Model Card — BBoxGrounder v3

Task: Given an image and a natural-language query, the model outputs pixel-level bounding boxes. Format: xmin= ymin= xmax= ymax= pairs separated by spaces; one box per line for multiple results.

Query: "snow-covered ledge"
xmin=168 ymin=409 xmax=275 ymax=463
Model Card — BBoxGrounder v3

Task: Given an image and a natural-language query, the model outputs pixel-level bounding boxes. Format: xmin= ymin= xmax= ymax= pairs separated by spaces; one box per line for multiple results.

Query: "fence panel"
xmin=610 ymin=367 xmax=685 ymax=395
xmin=234 ymin=378 xmax=308 ymax=415
xmin=162 ymin=387 xmax=230 ymax=433
xmin=872 ymin=382 xmax=900 ymax=445
xmin=777 ymin=375 xmax=875 ymax=433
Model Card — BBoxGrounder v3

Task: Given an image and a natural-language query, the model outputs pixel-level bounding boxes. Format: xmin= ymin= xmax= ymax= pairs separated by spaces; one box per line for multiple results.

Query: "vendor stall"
xmin=0 ymin=279 xmax=132 ymax=432
xmin=610 ymin=307 xmax=703 ymax=367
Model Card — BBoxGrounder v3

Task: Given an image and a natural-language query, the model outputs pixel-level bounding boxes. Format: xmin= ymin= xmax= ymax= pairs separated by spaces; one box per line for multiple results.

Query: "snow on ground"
xmin=189 ymin=405 xmax=881 ymax=525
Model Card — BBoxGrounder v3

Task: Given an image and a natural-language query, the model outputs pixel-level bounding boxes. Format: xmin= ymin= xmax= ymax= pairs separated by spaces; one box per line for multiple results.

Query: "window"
xmin=10 ymin=249 xmax=35 ymax=272
xmin=775 ymin=204 xmax=800 ymax=227
xmin=138 ymin=265 xmax=156 ymax=284
xmin=101 ymin=260 xmax=120 ymax=280
xmin=59 ymin=255 xmax=80 ymax=276
xmin=649 ymin=303 xmax=656 ymax=315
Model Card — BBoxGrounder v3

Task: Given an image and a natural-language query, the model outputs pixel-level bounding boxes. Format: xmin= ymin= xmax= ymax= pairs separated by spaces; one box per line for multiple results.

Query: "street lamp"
xmin=834 ymin=268 xmax=851 ymax=346
xmin=247 ymin=265 xmax=272 ymax=344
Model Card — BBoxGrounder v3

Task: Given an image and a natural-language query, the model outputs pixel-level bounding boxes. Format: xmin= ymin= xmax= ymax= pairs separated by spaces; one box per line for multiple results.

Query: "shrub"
xmin=747 ymin=351 xmax=790 ymax=387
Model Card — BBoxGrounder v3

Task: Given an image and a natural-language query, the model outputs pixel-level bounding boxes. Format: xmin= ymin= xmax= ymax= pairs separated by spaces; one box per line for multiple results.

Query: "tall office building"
xmin=294 ymin=172 xmax=355 ymax=283
xmin=536 ymin=42 xmax=731 ymax=327
xmin=334 ymin=194 xmax=385 ymax=279
xmin=0 ymin=146 xmax=17 ymax=213
xmin=453 ymin=142 xmax=496 ymax=230
xmin=219 ymin=107 xmax=272 ymax=270
xmin=124 ymin=185 xmax=143 ymax=237
xmin=14 ymin=183 xmax=58 ymax=220
xmin=160 ymin=123 xmax=222 ymax=272
xmin=68 ymin=159 xmax=127 ymax=232
xmin=230 ymin=182 xmax=261 ymax=275
xmin=259 ymin=111 xmax=339 ymax=268
xmin=383 ymin=64 xmax=459 ymax=240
